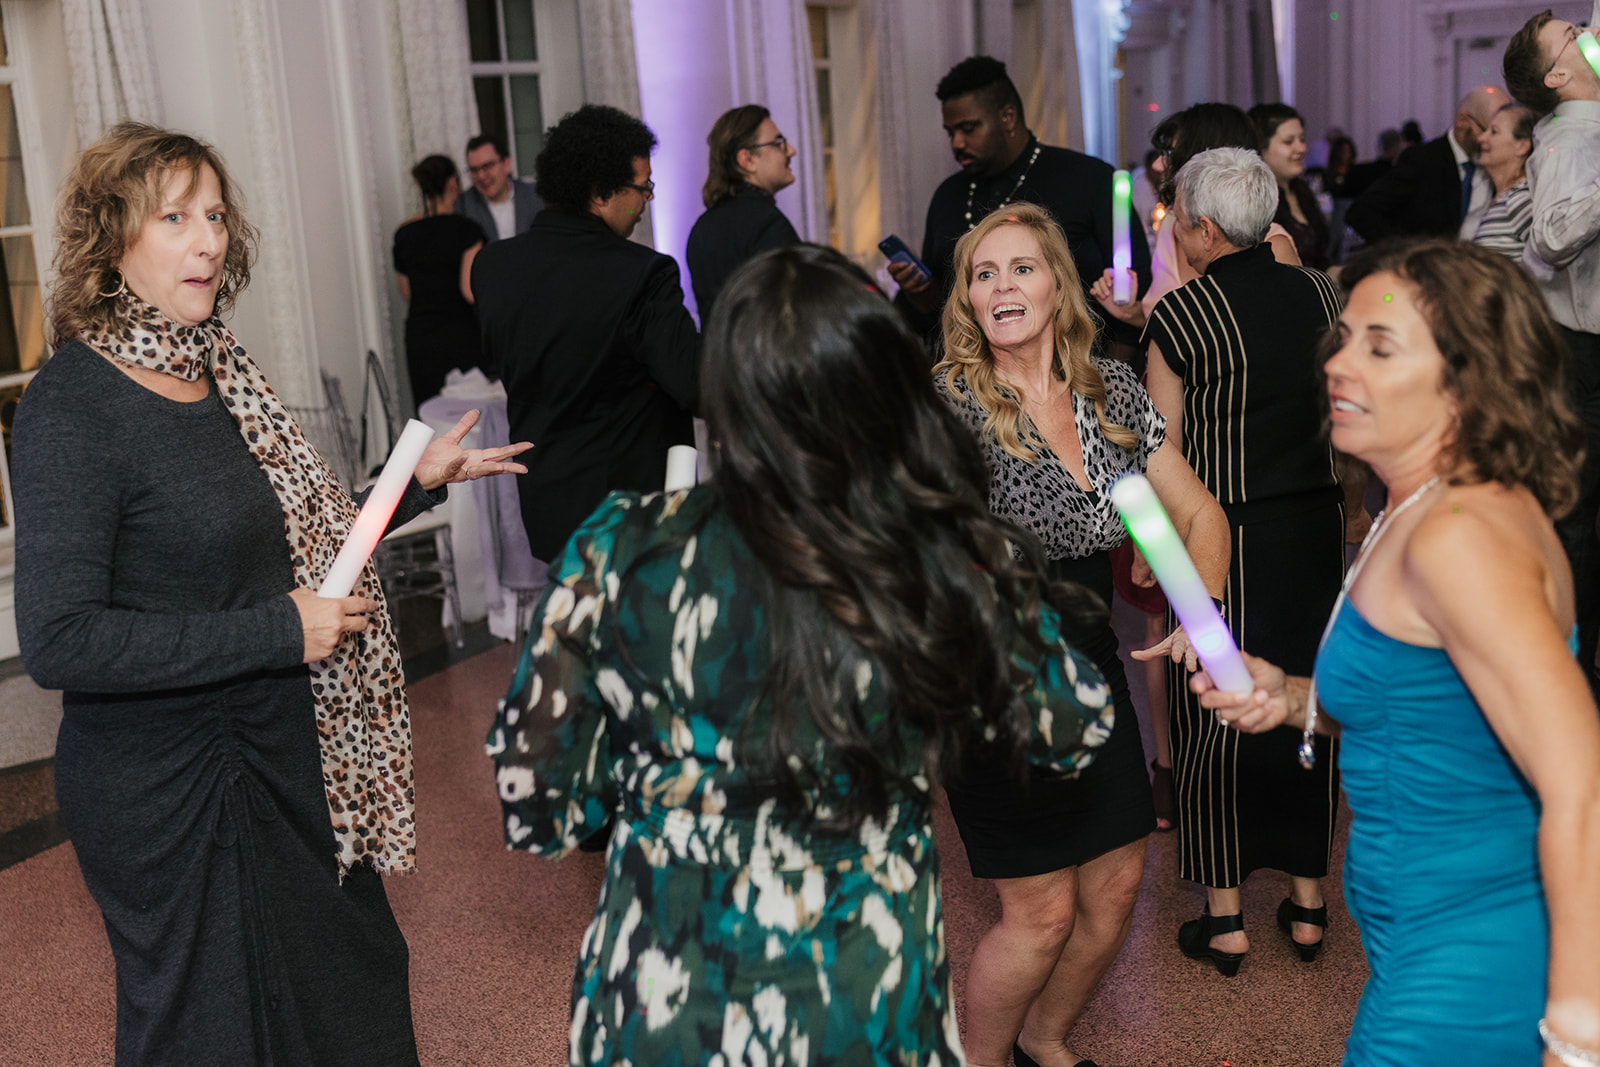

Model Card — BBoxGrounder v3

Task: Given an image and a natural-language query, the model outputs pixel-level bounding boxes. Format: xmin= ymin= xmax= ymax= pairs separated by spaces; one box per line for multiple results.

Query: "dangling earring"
xmin=98 ymin=270 xmax=127 ymax=299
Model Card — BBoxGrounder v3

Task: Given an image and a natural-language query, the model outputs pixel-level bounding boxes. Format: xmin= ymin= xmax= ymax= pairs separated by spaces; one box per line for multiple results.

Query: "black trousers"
xmin=1553 ymin=324 xmax=1600 ymax=698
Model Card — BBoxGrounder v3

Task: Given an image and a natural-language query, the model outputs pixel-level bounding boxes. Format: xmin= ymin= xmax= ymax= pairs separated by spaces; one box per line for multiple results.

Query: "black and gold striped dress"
xmin=1142 ymin=242 xmax=1344 ymax=889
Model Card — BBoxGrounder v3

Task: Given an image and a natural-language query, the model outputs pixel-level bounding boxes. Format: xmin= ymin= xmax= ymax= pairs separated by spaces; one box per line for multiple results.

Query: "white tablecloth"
xmin=418 ymin=379 xmax=544 ymax=641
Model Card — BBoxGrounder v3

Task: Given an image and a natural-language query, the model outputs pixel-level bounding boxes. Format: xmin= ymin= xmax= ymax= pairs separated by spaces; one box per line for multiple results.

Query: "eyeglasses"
xmin=623 ymin=180 xmax=655 ymax=198
xmin=467 ymin=159 xmax=504 ymax=176
xmin=1547 ymin=23 xmax=1583 ymax=78
xmin=743 ymin=135 xmax=789 ymax=153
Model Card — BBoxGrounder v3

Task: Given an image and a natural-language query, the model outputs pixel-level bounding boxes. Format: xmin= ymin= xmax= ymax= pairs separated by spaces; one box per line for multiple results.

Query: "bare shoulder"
xmin=1405 ymin=482 xmax=1570 ymax=619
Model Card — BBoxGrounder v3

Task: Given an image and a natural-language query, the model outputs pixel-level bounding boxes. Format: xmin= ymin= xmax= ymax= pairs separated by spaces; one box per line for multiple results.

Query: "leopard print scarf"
xmin=84 ymin=291 xmax=416 ymax=876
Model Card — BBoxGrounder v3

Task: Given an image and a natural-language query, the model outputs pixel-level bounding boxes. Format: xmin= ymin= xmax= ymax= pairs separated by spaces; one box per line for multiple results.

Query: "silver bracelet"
xmin=1541 ymin=1018 xmax=1600 ymax=1066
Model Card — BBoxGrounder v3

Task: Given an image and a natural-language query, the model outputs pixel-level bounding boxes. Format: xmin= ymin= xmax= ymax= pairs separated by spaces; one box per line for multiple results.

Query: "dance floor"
xmin=0 ymin=600 xmax=1366 ymax=1065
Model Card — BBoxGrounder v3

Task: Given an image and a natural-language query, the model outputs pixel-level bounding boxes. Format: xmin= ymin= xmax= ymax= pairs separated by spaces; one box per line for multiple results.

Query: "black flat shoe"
xmin=1177 ymin=909 xmax=1246 ymax=976
xmin=1276 ymin=897 xmax=1328 ymax=962
xmin=1011 ymin=1043 xmax=1101 ymax=1067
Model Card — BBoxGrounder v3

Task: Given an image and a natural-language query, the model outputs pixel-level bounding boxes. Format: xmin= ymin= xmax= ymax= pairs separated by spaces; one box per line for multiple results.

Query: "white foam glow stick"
xmin=1109 ymin=474 xmax=1252 ymax=693
xmin=318 ymin=418 xmax=435 ymax=598
xmin=1112 ymin=169 xmax=1134 ymax=305
xmin=665 ymin=444 xmax=698 ymax=491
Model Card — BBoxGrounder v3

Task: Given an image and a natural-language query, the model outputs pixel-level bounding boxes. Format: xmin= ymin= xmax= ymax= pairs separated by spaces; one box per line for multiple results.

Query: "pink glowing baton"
xmin=318 ymin=418 xmax=435 ymax=598
xmin=1111 ymin=169 xmax=1133 ymax=304
xmin=1109 ymin=474 xmax=1252 ymax=693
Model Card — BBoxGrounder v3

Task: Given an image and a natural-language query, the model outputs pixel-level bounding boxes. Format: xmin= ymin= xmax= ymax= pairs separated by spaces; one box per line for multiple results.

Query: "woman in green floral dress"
xmin=488 ymin=246 xmax=1116 ymax=1065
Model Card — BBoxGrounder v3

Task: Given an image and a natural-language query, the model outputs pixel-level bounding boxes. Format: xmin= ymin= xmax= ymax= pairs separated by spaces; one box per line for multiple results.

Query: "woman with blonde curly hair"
xmin=934 ymin=202 xmax=1228 ymax=1067
xmin=14 ymin=122 xmax=527 ymax=1063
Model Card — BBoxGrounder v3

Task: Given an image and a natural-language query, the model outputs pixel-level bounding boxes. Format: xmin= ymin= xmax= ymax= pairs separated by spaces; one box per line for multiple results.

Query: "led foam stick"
xmin=1111 ymin=169 xmax=1133 ymax=304
xmin=664 ymin=444 xmax=698 ymax=491
xmin=1109 ymin=474 xmax=1253 ymax=693
xmin=1578 ymin=30 xmax=1600 ymax=81
xmin=318 ymin=418 xmax=435 ymax=598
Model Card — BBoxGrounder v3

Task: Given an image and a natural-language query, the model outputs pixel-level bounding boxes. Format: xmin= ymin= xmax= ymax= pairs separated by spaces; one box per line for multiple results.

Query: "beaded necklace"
xmin=1299 ymin=474 xmax=1441 ymax=768
xmin=964 ymin=143 xmax=1043 ymax=229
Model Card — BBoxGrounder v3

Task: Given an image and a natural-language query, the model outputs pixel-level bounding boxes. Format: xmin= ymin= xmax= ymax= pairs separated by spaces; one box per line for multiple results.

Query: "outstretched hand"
xmin=413 ymin=409 xmax=532 ymax=490
xmin=1131 ymin=624 xmax=1197 ymax=672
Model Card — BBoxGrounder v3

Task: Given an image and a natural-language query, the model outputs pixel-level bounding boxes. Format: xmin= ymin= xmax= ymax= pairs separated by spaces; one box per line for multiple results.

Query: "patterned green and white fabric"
xmin=488 ymin=487 xmax=1112 ymax=1065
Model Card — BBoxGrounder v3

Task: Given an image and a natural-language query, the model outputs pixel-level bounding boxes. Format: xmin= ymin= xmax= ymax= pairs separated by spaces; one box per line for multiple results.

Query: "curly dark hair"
xmin=534 ymin=105 xmax=657 ymax=216
xmin=936 ymin=55 xmax=1026 ymax=126
xmin=1505 ymin=10 xmax=1560 ymax=116
xmin=687 ymin=244 xmax=1100 ymax=831
xmin=49 ymin=122 xmax=256 ymax=347
xmin=1335 ymin=238 xmax=1582 ymax=517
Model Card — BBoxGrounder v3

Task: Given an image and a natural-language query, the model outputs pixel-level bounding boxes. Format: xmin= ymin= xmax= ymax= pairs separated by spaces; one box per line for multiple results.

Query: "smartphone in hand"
xmin=878 ymin=235 xmax=932 ymax=287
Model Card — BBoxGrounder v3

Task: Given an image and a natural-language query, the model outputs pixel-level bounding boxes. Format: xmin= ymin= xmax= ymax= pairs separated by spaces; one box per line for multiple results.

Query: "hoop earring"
xmin=97 ymin=270 xmax=127 ymax=299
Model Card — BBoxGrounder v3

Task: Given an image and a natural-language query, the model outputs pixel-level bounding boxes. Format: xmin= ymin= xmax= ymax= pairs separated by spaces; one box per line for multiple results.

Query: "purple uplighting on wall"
xmin=630 ymin=1 xmax=734 ymax=324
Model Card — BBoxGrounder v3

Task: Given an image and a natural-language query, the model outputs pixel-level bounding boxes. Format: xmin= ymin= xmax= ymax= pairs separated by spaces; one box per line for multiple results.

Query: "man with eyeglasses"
xmin=458 ymin=133 xmax=542 ymax=242
xmin=686 ymin=105 xmax=802 ymax=319
xmin=472 ymin=105 xmax=699 ymax=567
xmin=1345 ymin=86 xmax=1503 ymax=246
xmin=1505 ymin=4 xmax=1600 ymax=703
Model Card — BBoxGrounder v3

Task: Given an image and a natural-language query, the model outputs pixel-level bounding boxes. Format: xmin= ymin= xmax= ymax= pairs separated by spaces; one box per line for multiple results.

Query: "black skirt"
xmin=1169 ymin=490 xmax=1344 ymax=887
xmin=946 ymin=551 xmax=1156 ymax=879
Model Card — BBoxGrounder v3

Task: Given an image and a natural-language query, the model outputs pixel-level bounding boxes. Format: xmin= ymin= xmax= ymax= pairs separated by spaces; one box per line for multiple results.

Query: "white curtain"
xmin=61 ymin=0 xmax=163 ymax=142
xmin=1072 ymin=0 xmax=1130 ymax=164
xmin=725 ymin=0 xmax=827 ymax=245
xmin=578 ymin=0 xmax=652 ymax=246
xmin=392 ymin=0 xmax=479 ymax=167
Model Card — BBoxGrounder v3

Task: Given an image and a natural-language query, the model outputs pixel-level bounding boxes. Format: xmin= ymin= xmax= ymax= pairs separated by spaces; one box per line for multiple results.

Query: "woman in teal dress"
xmin=487 ymin=245 xmax=1117 ymax=1064
xmin=1193 ymin=240 xmax=1600 ymax=1065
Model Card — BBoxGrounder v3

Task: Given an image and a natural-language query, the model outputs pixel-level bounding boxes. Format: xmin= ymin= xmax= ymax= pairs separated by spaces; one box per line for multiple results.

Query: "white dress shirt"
xmin=1524 ymin=99 xmax=1600 ymax=333
xmin=1452 ymin=130 xmax=1494 ymax=241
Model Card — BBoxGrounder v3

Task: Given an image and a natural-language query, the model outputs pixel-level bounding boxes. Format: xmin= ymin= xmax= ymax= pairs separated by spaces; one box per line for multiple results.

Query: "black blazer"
xmin=472 ymin=210 xmax=700 ymax=561
xmin=1346 ymin=136 xmax=1463 ymax=244
xmin=685 ymin=185 xmax=801 ymax=319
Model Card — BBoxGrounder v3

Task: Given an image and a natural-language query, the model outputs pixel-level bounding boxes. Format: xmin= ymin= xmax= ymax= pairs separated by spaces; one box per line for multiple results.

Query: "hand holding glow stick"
xmin=1109 ymin=474 xmax=1252 ymax=693
xmin=318 ymin=419 xmax=435 ymax=598
xmin=1111 ymin=169 xmax=1133 ymax=305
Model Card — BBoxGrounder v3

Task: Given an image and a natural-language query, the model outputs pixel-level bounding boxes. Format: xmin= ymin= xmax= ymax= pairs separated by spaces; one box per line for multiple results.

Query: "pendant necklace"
xmin=1299 ymin=474 xmax=1441 ymax=768
xmin=965 ymin=143 xmax=1043 ymax=229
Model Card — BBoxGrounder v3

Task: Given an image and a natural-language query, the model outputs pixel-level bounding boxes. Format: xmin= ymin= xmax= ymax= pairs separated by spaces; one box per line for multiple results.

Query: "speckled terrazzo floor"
xmin=0 ymin=597 xmax=1365 ymax=1066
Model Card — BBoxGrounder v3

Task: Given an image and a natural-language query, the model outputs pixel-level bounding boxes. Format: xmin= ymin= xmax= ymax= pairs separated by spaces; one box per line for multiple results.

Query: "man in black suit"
xmin=1346 ymin=87 xmax=1503 ymax=243
xmin=891 ymin=56 xmax=1150 ymax=356
xmin=457 ymin=133 xmax=543 ymax=241
xmin=472 ymin=105 xmax=699 ymax=563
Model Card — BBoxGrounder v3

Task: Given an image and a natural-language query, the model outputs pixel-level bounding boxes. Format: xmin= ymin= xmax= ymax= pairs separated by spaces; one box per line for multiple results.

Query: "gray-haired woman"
xmin=1136 ymin=147 xmax=1346 ymax=976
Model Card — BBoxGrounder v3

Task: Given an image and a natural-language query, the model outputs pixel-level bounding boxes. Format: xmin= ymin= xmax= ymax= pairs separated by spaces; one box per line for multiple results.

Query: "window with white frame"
xmin=464 ymin=0 xmax=584 ymax=177
xmin=806 ymin=5 xmax=839 ymax=249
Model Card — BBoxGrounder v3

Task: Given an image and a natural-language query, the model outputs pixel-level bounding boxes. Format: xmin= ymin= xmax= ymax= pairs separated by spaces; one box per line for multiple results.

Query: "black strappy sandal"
xmin=1177 ymin=909 xmax=1246 ymax=977
xmin=1276 ymin=897 xmax=1329 ymax=962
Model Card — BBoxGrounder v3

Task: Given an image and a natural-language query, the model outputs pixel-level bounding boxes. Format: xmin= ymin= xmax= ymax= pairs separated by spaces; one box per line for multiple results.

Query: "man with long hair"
xmin=686 ymin=104 xmax=801 ymax=319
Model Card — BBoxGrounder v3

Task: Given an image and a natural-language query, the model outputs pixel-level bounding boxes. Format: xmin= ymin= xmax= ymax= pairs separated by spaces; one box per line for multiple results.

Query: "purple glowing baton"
xmin=1111 ymin=169 xmax=1133 ymax=304
xmin=1109 ymin=474 xmax=1252 ymax=693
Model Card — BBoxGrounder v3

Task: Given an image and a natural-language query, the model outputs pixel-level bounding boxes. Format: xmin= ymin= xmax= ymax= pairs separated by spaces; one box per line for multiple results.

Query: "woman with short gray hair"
xmin=1135 ymin=146 xmax=1347 ymax=977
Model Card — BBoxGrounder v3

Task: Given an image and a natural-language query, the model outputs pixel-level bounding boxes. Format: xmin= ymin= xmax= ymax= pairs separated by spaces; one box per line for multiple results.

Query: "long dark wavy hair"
xmin=697 ymin=244 xmax=1093 ymax=831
